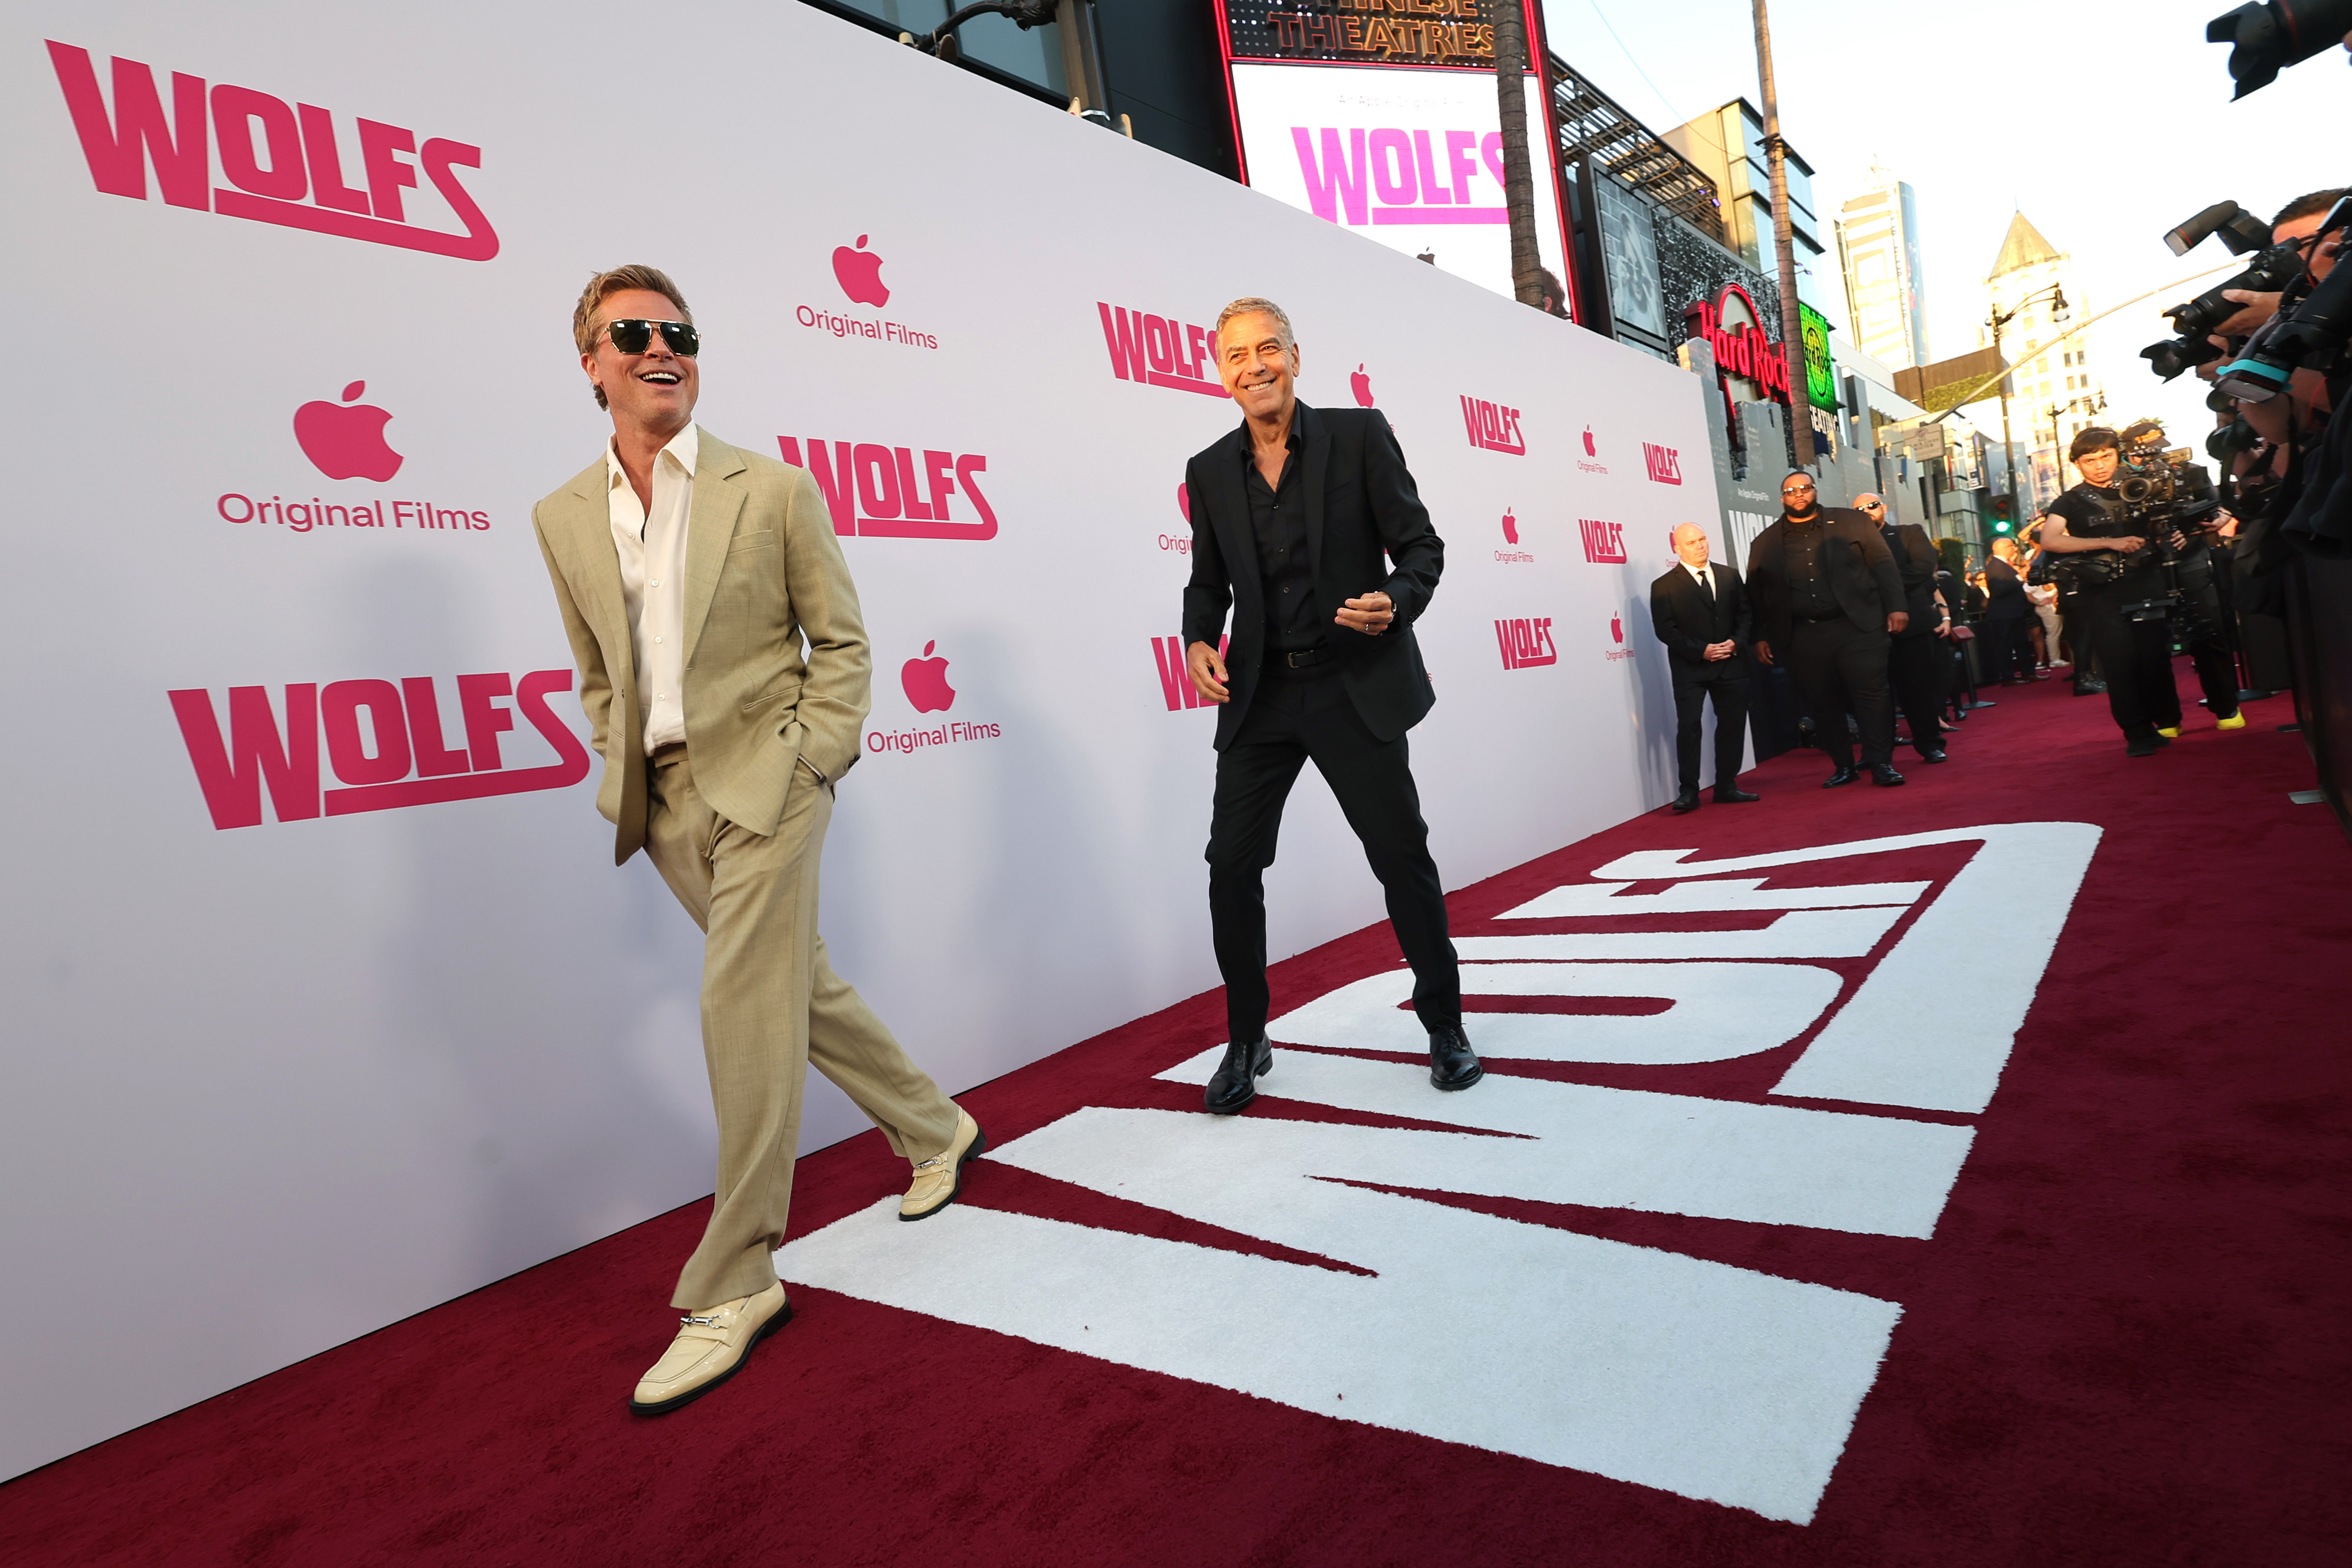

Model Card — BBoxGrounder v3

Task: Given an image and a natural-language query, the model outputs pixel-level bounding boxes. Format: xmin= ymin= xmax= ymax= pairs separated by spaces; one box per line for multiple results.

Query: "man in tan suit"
xmin=533 ymin=264 xmax=982 ymax=1416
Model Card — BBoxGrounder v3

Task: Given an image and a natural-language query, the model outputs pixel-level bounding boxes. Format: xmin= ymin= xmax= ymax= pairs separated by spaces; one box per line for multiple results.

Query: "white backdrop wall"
xmin=0 ymin=0 xmax=1717 ymax=1478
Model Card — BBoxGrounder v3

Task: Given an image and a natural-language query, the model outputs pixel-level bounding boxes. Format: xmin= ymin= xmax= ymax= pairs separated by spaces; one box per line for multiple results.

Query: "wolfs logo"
xmin=47 ymin=43 xmax=496 ymax=261
xmin=1644 ymin=443 xmax=1684 ymax=485
xmin=1098 ymin=304 xmax=1226 ymax=398
xmin=1151 ymin=636 xmax=1230 ymax=711
xmin=1494 ymin=617 xmax=1557 ymax=670
xmin=1577 ymin=519 xmax=1626 ymax=564
xmin=1461 ymin=396 xmax=1525 ymax=456
xmin=776 ymin=823 xmax=2102 ymax=1526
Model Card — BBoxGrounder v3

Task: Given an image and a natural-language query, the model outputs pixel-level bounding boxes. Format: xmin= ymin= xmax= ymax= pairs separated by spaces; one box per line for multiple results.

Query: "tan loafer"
xmin=628 ymin=1280 xmax=790 ymax=1416
xmin=900 ymin=1108 xmax=985 ymax=1221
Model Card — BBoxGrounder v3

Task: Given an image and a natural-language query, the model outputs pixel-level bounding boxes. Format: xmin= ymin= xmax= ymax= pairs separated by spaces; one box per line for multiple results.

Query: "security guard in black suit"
xmin=1647 ymin=522 xmax=1759 ymax=812
xmin=1857 ymin=492 xmax=1951 ymax=763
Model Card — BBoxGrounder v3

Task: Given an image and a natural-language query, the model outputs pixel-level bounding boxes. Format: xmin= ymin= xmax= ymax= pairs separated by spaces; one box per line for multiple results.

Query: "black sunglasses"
xmin=602 ymin=318 xmax=700 ymax=356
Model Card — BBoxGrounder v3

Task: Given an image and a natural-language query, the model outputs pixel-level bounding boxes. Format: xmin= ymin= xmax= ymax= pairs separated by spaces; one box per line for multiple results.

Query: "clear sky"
xmin=1539 ymin=0 xmax=2345 ymax=469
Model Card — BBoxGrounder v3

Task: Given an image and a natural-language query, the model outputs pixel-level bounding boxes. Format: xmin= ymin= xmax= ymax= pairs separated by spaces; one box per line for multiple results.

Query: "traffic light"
xmin=1984 ymin=492 xmax=2015 ymax=544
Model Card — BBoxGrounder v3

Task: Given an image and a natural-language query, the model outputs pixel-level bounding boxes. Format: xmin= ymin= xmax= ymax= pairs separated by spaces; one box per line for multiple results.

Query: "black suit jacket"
xmin=1883 ymin=522 xmax=1941 ymax=639
xmin=1744 ymin=507 xmax=1907 ymax=651
xmin=1182 ymin=401 xmax=1443 ymax=749
xmin=1647 ymin=561 xmax=1752 ymax=679
xmin=1982 ymin=556 xmax=2030 ymax=618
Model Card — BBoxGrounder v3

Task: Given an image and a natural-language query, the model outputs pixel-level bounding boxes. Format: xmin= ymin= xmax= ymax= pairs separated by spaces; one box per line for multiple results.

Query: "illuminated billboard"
xmin=1214 ymin=0 xmax=1577 ymax=314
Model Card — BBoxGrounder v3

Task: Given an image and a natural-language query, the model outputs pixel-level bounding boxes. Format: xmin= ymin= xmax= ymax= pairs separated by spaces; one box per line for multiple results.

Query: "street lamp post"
xmin=1988 ymin=282 xmax=2067 ymax=535
xmin=1752 ymin=0 xmax=1812 ymax=467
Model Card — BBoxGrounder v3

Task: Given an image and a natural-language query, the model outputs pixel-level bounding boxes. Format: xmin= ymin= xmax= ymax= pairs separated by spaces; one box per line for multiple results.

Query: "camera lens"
xmin=2142 ymin=335 xmax=2225 ymax=381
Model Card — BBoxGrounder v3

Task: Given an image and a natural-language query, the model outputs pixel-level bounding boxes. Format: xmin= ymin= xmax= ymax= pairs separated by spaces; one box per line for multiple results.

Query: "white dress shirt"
xmin=1685 ymin=561 xmax=1716 ymax=594
xmin=607 ymin=424 xmax=697 ymax=753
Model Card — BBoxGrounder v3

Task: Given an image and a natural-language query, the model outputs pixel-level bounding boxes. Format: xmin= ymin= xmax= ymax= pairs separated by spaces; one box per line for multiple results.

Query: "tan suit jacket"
xmin=531 ymin=427 xmax=871 ymax=865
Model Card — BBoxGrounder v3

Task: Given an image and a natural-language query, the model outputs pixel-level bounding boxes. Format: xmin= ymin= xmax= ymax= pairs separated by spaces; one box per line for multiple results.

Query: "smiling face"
xmin=1670 ymin=523 xmax=1710 ymax=568
xmin=1216 ymin=312 xmax=1298 ymax=426
xmin=583 ymin=287 xmax=698 ymax=435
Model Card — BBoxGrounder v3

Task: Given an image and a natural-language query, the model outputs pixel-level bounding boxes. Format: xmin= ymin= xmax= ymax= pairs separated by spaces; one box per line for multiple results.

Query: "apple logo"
xmin=1500 ymin=509 xmax=1518 ymax=545
xmin=833 ymin=234 xmax=890 ymax=308
xmin=293 ymin=381 xmax=402 ymax=482
xmin=1609 ymin=615 xmax=1624 ymax=644
xmin=1582 ymin=426 xmax=1598 ymax=458
xmin=902 ymin=639 xmax=955 ymax=713
xmin=1177 ymin=482 xmax=1190 ymax=522
xmin=1351 ymin=364 xmax=1376 ymax=407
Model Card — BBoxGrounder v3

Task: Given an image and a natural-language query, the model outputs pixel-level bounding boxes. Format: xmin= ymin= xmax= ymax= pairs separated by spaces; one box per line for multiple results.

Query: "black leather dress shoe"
xmin=1670 ymin=788 xmax=1701 ymax=814
xmin=1871 ymin=763 xmax=1906 ymax=786
xmin=2074 ymin=678 xmax=2106 ymax=696
xmin=1714 ymin=785 xmax=1759 ymax=803
xmin=1822 ymin=766 xmax=1860 ymax=788
xmin=1428 ymin=1026 xmax=1483 ymax=1091
xmin=1204 ymin=1035 xmax=1272 ymax=1114
xmin=1917 ymin=748 xmax=1948 ymax=763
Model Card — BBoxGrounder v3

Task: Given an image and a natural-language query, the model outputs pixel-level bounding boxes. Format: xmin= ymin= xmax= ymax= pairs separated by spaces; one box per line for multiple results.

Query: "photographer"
xmin=2040 ymin=427 xmax=2243 ymax=756
xmin=2211 ymin=189 xmax=2346 ymax=343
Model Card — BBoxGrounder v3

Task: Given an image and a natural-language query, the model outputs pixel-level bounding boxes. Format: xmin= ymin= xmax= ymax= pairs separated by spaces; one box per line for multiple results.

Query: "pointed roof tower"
xmin=1990 ymin=211 xmax=2060 ymax=279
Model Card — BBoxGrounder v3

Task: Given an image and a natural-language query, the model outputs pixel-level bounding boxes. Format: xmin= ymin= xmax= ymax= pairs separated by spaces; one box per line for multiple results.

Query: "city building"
xmin=1835 ymin=165 xmax=1928 ymax=372
xmin=1660 ymin=99 xmax=1831 ymax=316
xmin=805 ymin=0 xmax=1236 ymax=177
xmin=1981 ymin=211 xmax=2110 ymax=502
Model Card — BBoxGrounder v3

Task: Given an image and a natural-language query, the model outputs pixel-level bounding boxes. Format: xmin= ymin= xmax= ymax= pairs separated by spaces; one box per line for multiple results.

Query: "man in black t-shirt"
xmin=2041 ymin=427 xmax=2243 ymax=756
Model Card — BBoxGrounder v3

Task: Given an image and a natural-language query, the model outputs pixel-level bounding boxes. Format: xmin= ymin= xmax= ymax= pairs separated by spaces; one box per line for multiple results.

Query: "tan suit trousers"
xmin=643 ymin=747 xmax=960 ymax=1310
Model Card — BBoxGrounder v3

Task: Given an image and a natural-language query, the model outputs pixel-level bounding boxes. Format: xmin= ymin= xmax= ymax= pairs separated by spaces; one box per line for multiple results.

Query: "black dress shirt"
xmin=1782 ymin=512 xmax=1838 ymax=619
xmin=1243 ymin=421 xmax=1323 ymax=653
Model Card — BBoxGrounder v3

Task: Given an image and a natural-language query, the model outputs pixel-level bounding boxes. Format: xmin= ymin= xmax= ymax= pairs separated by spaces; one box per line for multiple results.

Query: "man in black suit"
xmin=1746 ymin=472 xmax=1912 ymax=788
xmin=1647 ymin=522 xmax=1759 ymax=813
xmin=1857 ymin=492 xmax=1950 ymax=763
xmin=1181 ymin=296 xmax=1478 ymax=1113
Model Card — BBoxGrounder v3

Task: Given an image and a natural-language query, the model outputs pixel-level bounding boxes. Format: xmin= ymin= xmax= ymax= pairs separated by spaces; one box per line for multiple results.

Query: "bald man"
xmin=1647 ymin=522 xmax=1757 ymax=812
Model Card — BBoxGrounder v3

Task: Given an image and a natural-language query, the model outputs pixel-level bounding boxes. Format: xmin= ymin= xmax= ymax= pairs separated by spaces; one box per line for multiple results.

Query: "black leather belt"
xmin=1795 ymin=610 xmax=1844 ymax=624
xmin=1269 ymin=645 xmax=1334 ymax=669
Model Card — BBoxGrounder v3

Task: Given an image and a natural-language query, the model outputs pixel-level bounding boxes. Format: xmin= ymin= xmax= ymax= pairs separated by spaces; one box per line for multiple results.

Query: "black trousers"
xmin=1887 ymin=631 xmax=1946 ymax=753
xmin=1786 ymin=617 xmax=1896 ymax=770
xmin=2073 ymin=582 xmax=2180 ymax=740
xmin=1947 ymin=628 xmax=1979 ymax=713
xmin=1206 ymin=664 xmax=1459 ymax=1045
xmin=1670 ymin=667 xmax=1749 ymax=791
xmin=1980 ymin=612 xmax=2034 ymax=681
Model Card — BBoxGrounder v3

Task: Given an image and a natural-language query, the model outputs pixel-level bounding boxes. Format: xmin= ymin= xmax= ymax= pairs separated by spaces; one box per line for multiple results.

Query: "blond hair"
xmin=571 ymin=264 xmax=692 ymax=409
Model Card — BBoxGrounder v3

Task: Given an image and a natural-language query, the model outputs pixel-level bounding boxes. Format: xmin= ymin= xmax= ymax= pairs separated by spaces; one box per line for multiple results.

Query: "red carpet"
xmin=5 ymin=662 xmax=2347 ymax=1567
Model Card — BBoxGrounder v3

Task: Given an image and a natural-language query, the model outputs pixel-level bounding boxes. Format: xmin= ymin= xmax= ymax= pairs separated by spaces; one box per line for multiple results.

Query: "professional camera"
xmin=2141 ymin=241 xmax=2307 ymax=380
xmin=2112 ymin=426 xmax=2226 ymax=629
xmin=2205 ymin=384 xmax=2263 ymax=464
xmin=2209 ymin=0 xmax=2352 ymax=97
xmin=2214 ymin=194 xmax=2352 ymax=401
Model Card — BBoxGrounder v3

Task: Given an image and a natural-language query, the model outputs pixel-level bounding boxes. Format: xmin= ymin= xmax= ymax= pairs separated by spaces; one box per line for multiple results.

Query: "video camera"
xmin=2141 ymin=199 xmax=2307 ymax=380
xmin=2112 ymin=426 xmax=2226 ymax=629
xmin=2215 ymin=194 xmax=2352 ymax=401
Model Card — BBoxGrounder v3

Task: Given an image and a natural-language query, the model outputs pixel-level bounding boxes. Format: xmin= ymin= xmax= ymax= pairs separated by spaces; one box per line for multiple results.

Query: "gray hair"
xmin=1214 ymin=296 xmax=1294 ymax=350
